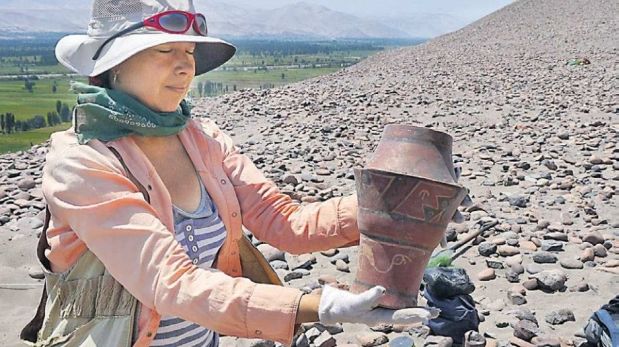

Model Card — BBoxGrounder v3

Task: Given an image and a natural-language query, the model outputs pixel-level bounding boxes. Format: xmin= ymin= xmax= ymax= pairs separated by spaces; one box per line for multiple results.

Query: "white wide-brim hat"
xmin=55 ymin=0 xmax=236 ymax=77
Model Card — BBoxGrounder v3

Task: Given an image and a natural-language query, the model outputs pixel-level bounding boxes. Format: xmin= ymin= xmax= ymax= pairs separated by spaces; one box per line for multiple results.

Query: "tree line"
xmin=1 ymin=100 xmax=72 ymax=134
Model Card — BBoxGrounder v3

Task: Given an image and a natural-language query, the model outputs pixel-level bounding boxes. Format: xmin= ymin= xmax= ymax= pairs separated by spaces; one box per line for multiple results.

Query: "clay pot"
xmin=351 ymin=125 xmax=467 ymax=308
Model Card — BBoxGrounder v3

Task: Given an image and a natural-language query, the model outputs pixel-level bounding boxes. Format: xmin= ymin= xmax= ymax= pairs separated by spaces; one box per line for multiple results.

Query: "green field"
xmin=0 ymin=123 xmax=71 ymax=154
xmin=0 ymin=77 xmax=83 ymax=121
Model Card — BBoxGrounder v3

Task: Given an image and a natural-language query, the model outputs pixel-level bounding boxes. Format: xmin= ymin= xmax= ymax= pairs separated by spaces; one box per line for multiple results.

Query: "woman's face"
xmin=112 ymin=42 xmax=196 ymax=112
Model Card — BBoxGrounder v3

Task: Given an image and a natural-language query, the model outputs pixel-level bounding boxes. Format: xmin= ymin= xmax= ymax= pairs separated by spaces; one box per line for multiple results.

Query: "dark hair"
xmin=89 ymin=70 xmax=112 ymax=88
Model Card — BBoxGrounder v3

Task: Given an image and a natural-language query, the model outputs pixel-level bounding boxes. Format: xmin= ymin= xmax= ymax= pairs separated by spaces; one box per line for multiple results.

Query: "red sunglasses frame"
xmin=92 ymin=10 xmax=208 ymax=60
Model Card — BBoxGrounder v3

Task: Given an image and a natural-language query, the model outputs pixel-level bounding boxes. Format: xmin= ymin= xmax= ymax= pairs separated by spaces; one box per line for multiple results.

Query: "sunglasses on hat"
xmin=92 ymin=10 xmax=208 ymax=60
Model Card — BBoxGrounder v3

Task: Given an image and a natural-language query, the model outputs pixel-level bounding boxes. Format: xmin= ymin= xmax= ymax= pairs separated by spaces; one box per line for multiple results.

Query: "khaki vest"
xmin=21 ymin=146 xmax=282 ymax=346
xmin=20 ymin=207 xmax=138 ymax=347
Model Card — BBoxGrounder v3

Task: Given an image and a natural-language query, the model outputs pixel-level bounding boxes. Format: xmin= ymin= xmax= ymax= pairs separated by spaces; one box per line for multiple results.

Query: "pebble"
xmin=513 ymin=319 xmax=539 ymax=341
xmin=532 ymin=270 xmax=567 ymax=292
xmin=356 ymin=332 xmax=388 ymax=347
xmin=257 ymin=243 xmax=286 ymax=262
xmin=283 ymin=271 xmax=304 ymax=282
xmin=544 ymin=309 xmax=575 ymax=325
xmin=559 ymin=258 xmax=584 ymax=269
xmin=532 ymin=251 xmax=557 ymax=264
xmin=314 ymin=331 xmax=337 ymax=347
xmin=540 ymin=240 xmax=563 ymax=252
xmin=580 ymin=247 xmax=595 ymax=262
xmin=498 ymin=245 xmax=520 ymax=256
xmin=522 ymin=279 xmax=538 ymax=290
xmin=478 ymin=242 xmax=497 ymax=256
xmin=593 ymin=243 xmax=608 ymax=257
xmin=519 ymin=240 xmax=538 ymax=251
xmin=388 ymin=336 xmax=414 ymax=347
xmin=27 ymin=267 xmax=44 ymax=280
xmin=477 ymin=268 xmax=496 ymax=281
xmin=582 ymin=231 xmax=604 ymax=245
xmin=531 ymin=336 xmax=561 ymax=347
xmin=335 ymin=259 xmax=350 ymax=272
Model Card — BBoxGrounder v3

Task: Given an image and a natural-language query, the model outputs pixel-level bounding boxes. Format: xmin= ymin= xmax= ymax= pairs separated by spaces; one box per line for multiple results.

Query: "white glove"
xmin=318 ymin=285 xmax=440 ymax=326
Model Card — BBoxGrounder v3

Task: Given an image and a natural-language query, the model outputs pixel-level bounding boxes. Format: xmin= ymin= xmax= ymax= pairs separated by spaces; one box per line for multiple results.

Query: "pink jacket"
xmin=42 ymin=118 xmax=360 ymax=346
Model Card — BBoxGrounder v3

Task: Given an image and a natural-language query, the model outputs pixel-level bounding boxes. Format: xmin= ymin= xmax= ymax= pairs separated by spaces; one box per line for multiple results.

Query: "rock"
xmin=513 ymin=308 xmax=538 ymax=324
xmin=580 ymin=247 xmax=595 ymax=262
xmin=319 ymin=323 xmax=344 ymax=335
xmin=356 ymin=332 xmax=388 ymax=347
xmin=335 ymin=259 xmax=350 ymax=272
xmin=423 ymin=336 xmax=452 ymax=347
xmin=544 ymin=309 xmax=575 ymax=325
xmin=295 ymin=333 xmax=310 ymax=347
xmin=559 ymin=258 xmax=584 ymax=269
xmin=509 ymin=336 xmax=535 ymax=347
xmin=389 ymin=336 xmax=414 ymax=347
xmin=568 ymin=281 xmax=589 ymax=292
xmin=28 ymin=267 xmax=44 ymax=280
xmin=523 ymin=278 xmax=539 ymax=290
xmin=284 ymin=271 xmax=304 ymax=282
xmin=532 ymin=251 xmax=557 ymax=264
xmin=305 ymin=327 xmax=323 ymax=342
xmin=498 ymin=245 xmax=520 ymax=256
xmin=17 ymin=177 xmax=36 ymax=190
xmin=526 ymin=264 xmax=544 ymax=274
xmin=486 ymin=259 xmax=505 ymax=269
xmin=540 ymin=240 xmax=563 ymax=252
xmin=593 ymin=243 xmax=607 ymax=257
xmin=318 ymin=274 xmax=337 ymax=285
xmin=287 ymin=254 xmax=316 ymax=270
xmin=320 ymin=249 xmax=338 ymax=257
xmin=509 ymin=195 xmax=529 ymax=208
xmin=477 ymin=268 xmax=496 ymax=281
xmin=510 ymin=263 xmax=525 ymax=274
xmin=257 ymin=243 xmax=286 ymax=262
xmin=520 ymin=240 xmax=538 ymax=251
xmin=513 ymin=319 xmax=539 ymax=341
xmin=505 ymin=269 xmax=521 ymax=283
xmin=543 ymin=232 xmax=568 ymax=242
xmin=478 ymin=242 xmax=497 ymax=256
xmin=532 ymin=270 xmax=567 ymax=291
xmin=270 ymin=260 xmax=288 ymax=270
xmin=314 ymin=330 xmax=337 ymax=347
xmin=582 ymin=231 xmax=604 ymax=245
xmin=423 ymin=267 xmax=475 ymax=298
xmin=531 ymin=336 xmax=561 ymax=347
xmin=508 ymin=291 xmax=527 ymax=305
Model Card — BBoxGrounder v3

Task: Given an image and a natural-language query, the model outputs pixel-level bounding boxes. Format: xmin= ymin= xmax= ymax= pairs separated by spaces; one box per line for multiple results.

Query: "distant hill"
xmin=0 ymin=0 xmax=464 ymax=39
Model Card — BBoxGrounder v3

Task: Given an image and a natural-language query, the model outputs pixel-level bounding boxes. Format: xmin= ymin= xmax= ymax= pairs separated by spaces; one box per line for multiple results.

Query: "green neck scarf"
xmin=71 ymin=82 xmax=192 ymax=145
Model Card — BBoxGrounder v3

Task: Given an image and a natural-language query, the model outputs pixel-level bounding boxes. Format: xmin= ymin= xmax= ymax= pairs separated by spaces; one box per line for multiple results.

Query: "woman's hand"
xmin=317 ymin=285 xmax=440 ymax=326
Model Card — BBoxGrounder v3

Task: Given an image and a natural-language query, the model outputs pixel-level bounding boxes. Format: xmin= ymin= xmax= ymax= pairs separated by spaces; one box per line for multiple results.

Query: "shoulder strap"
xmin=107 ymin=146 xmax=151 ymax=203
xmin=20 ymin=206 xmax=52 ymax=343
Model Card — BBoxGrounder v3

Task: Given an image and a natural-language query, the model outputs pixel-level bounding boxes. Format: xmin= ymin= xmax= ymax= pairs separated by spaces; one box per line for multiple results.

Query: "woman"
xmin=21 ymin=0 xmax=439 ymax=346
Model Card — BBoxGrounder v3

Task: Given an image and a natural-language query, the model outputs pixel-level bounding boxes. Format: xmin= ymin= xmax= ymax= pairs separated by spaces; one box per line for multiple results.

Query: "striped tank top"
xmin=150 ymin=180 xmax=227 ymax=347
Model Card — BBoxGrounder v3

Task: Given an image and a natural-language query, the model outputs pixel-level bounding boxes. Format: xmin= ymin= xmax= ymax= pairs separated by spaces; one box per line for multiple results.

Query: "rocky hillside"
xmin=1 ymin=0 xmax=617 ymax=346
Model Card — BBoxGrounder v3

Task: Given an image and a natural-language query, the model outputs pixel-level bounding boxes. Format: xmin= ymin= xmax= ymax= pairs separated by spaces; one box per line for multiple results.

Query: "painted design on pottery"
xmin=359 ymin=242 xmax=414 ymax=274
xmin=391 ymin=180 xmax=457 ymax=224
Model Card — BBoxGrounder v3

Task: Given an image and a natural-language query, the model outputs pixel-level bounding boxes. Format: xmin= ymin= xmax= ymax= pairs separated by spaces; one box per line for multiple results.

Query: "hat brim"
xmin=55 ymin=32 xmax=236 ymax=77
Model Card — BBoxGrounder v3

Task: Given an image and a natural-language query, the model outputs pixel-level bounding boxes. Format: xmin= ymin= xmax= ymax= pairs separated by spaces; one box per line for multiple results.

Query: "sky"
xmin=226 ymin=0 xmax=514 ymax=21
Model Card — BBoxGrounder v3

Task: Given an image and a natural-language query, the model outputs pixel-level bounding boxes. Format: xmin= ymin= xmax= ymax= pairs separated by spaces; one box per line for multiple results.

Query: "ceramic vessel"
xmin=351 ymin=125 xmax=467 ymax=308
